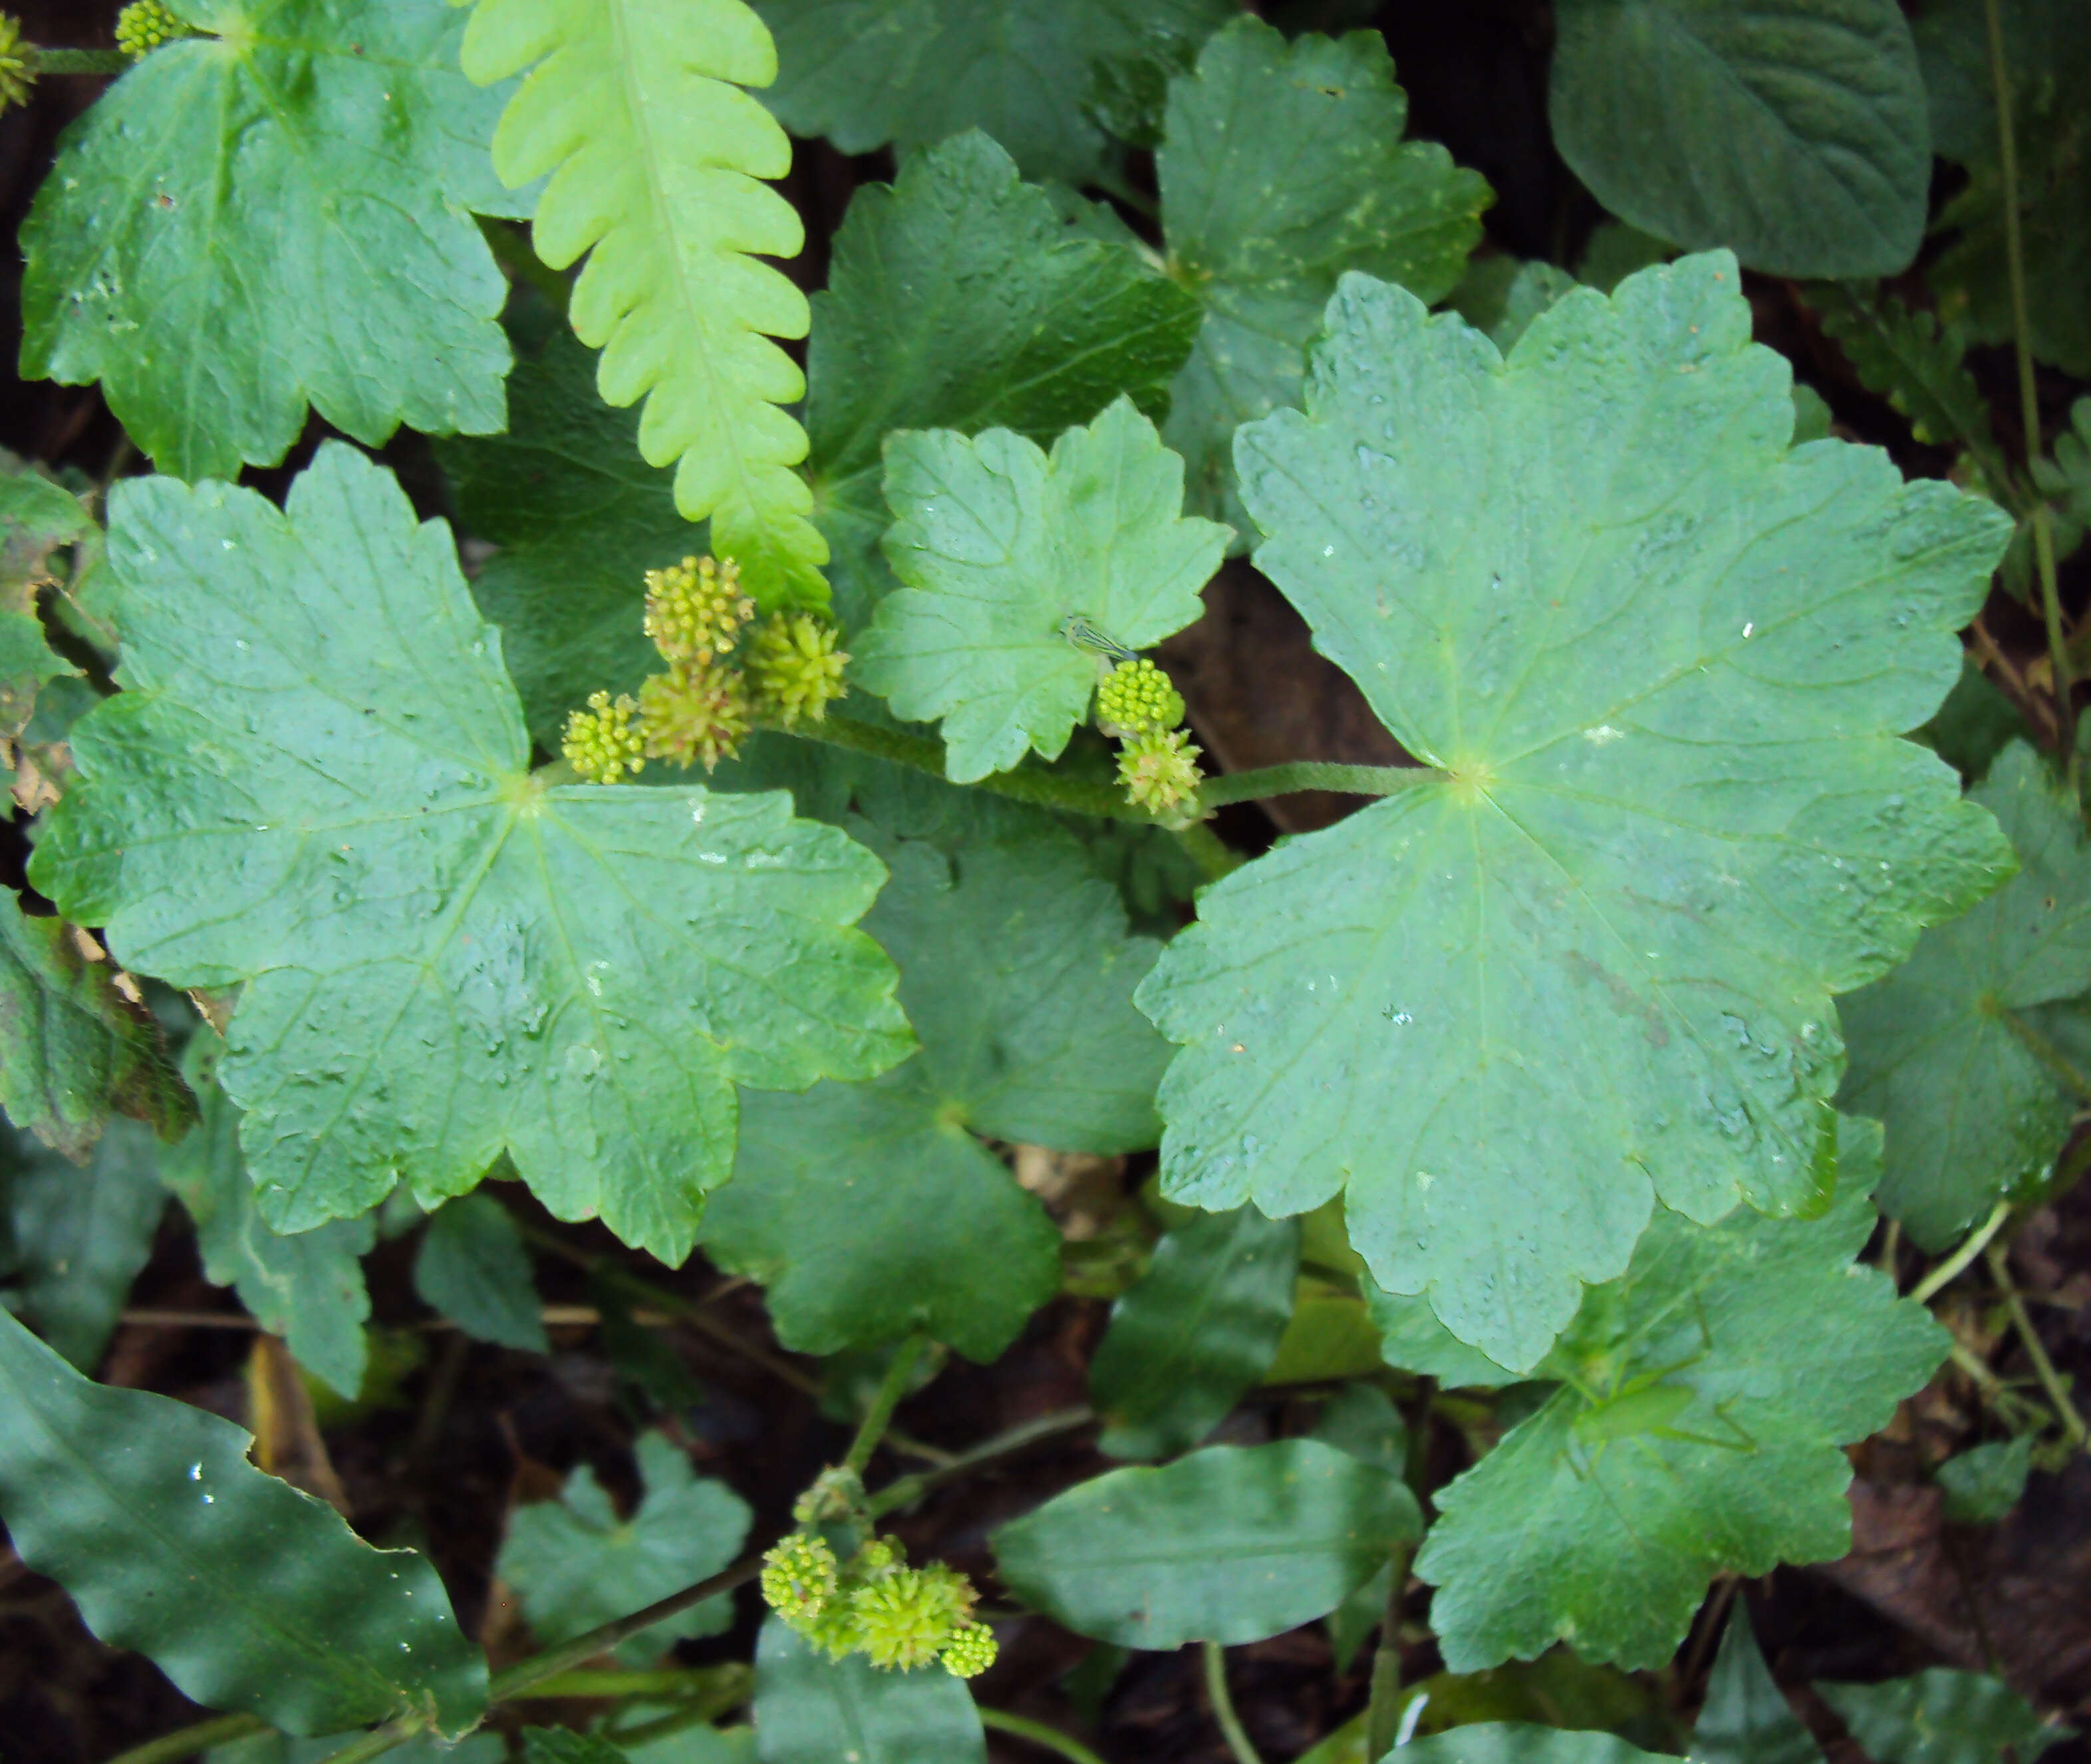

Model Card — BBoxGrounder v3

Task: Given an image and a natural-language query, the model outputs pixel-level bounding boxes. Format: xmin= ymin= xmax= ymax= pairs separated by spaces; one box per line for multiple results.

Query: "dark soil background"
xmin=3 ymin=3 xmax=2088 ymax=1763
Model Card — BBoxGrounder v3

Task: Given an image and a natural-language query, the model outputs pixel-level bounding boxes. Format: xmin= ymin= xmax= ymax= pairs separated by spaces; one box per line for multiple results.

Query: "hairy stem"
xmin=776 ymin=714 xmax=1145 ymax=822
xmin=1910 ymin=1201 xmax=2015 ymax=1304
xmin=978 ymin=1709 xmax=1113 ymax=1764
xmin=1202 ymin=1642 xmax=1264 ymax=1764
xmin=868 ymin=1406 xmax=1095 ymax=1518
xmin=844 ymin=1334 xmax=931 ymax=1476
xmin=100 ymin=1714 xmax=266 ymax=1764
xmin=1983 ymin=0 xmax=2075 ymax=774
xmin=24 ymin=47 xmax=134 ymax=75
xmin=1197 ymin=761 xmax=1443 ymax=809
xmin=1986 ymin=1243 xmax=2089 ymax=1449
xmin=1363 ymin=1543 xmax=1413 ymax=1763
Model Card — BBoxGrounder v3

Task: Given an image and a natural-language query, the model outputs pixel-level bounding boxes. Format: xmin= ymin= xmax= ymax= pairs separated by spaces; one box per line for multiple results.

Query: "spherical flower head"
xmin=854 ymin=1566 xmax=960 ymax=1672
xmin=1095 ymin=658 xmax=1185 ymax=738
xmin=644 ymin=555 xmax=753 ymax=664
xmin=0 ymin=16 xmax=31 ymax=110
xmin=761 ymin=1532 xmax=839 ymax=1624
xmin=638 ymin=661 xmax=750 ymax=772
xmin=562 ymin=690 xmax=644 ymax=784
xmin=746 ymin=611 xmax=848 ymax=727
xmin=1119 ymin=726 xmax=1202 ymax=817
xmin=803 ymin=1594 xmax=867 ymax=1660
xmin=847 ymin=1535 xmax=903 ymax=1580
xmin=115 ymin=0 xmax=184 ymax=57
xmin=940 ymin=1620 xmax=998 ymax=1680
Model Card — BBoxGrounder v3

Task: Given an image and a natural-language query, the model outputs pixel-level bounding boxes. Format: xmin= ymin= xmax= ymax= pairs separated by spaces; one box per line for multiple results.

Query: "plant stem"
xmin=1910 ymin=1201 xmax=2015 ymax=1304
xmin=843 ymin=1333 xmax=930 ymax=1476
xmin=978 ymin=1709 xmax=1113 ymax=1764
xmin=1197 ymin=762 xmax=1442 ymax=809
xmin=1202 ymin=1642 xmax=1264 ymax=1764
xmin=511 ymin=1666 xmax=749 ymax=1702
xmin=868 ymin=1406 xmax=1095 ymax=1518
xmin=25 ymin=47 xmax=133 ymax=75
xmin=1363 ymin=1544 xmax=1413 ymax=1762
xmin=1986 ymin=1243 xmax=2089 ymax=1449
xmin=1983 ymin=0 xmax=2075 ymax=776
xmin=779 ymin=714 xmax=1147 ymax=823
xmin=100 ymin=1714 xmax=266 ymax=1764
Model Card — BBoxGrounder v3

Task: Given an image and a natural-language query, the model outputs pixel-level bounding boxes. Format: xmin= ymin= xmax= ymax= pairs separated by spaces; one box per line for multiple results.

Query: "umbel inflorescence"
xmin=561 ymin=555 xmax=849 ymax=782
xmin=115 ymin=1 xmax=186 ymax=58
xmin=1093 ymin=654 xmax=1201 ymax=817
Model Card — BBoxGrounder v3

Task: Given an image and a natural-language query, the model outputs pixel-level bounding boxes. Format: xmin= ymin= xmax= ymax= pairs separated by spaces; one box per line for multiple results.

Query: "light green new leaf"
xmin=751 ymin=0 xmax=1234 ymax=185
xmin=158 ymin=1055 xmax=373 ymax=1400
xmin=3 ymin=1119 xmax=165 ymax=1371
xmin=1157 ymin=19 xmax=1490 ymax=527
xmin=857 ymin=398 xmax=1226 ymax=781
xmin=416 ymin=1191 xmax=547 ymax=1353
xmin=1692 ymin=1604 xmax=1822 ymax=1764
xmin=1412 ymin=1119 xmax=1948 ymax=1672
xmin=460 ymin=0 xmax=823 ymax=607
xmin=499 ymin=1431 xmax=752 ymax=1654
xmin=1138 ymin=254 xmax=2013 ymax=1370
xmin=708 ymin=828 xmax=1163 ymax=1358
xmin=1089 ymin=1206 xmax=1300 ymax=1459
xmin=439 ymin=329 xmax=694 ymax=748
xmin=992 ymin=1439 xmax=1421 ymax=1649
xmin=1935 ymin=1436 xmax=2032 ymax=1525
xmin=0 ymin=893 xmax=193 ymax=1161
xmin=30 ymin=444 xmax=910 ymax=1263
xmin=1399 ymin=1729 xmax=1666 ymax=1764
xmin=805 ymin=133 xmax=1202 ymax=628
xmin=0 ymin=1308 xmax=485 ymax=1734
xmin=1838 ymin=744 xmax=2091 ymax=1249
xmin=753 ymin=1617 xmax=985 ymax=1764
xmin=20 ymin=0 xmax=521 ymax=484
xmin=1548 ymin=0 xmax=1930 ymax=278
xmin=1816 ymin=1670 xmax=2067 ymax=1764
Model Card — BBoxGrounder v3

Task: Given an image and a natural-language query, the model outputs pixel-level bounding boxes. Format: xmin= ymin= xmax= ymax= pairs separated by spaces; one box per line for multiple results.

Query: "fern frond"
xmin=459 ymin=0 xmax=827 ymax=607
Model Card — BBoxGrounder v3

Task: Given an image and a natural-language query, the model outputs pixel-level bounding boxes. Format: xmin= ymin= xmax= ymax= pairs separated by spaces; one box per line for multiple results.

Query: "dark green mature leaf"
xmin=1805 ymin=283 xmax=1997 ymax=457
xmin=1365 ymin=1286 xmax=1523 ymax=1391
xmin=1451 ymin=259 xmax=1580 ymax=355
xmin=992 ymin=1439 xmax=1421 ymax=1648
xmin=19 ymin=0 xmax=522 ymax=484
xmin=158 ymin=1055 xmax=372 ymax=1400
xmin=707 ymin=828 xmax=1164 ymax=1358
xmin=498 ymin=1432 xmax=751 ymax=1656
xmin=1089 ymin=1206 xmax=1300 ymax=1459
xmin=1138 ymin=254 xmax=2013 ymax=1370
xmin=1838 ymin=744 xmax=2091 ymax=1248
xmin=1692 ymin=1604 xmax=1822 ymax=1764
xmin=3 ymin=1119 xmax=164 ymax=1370
xmin=1398 ymin=1729 xmax=1665 ymax=1764
xmin=524 ymin=1729 xmax=632 ymax=1764
xmin=210 ymin=1732 xmax=505 ymax=1764
xmin=31 ymin=445 xmax=910 ymax=1263
xmin=752 ymin=0 xmax=1235 ymax=184
xmin=1412 ymin=1119 xmax=1947 ymax=1672
xmin=1548 ymin=0 xmax=1929 ymax=278
xmin=1312 ymin=1384 xmax=1410 ymax=1673
xmin=0 ymin=894 xmax=192 ymax=1160
xmin=753 ymin=1617 xmax=985 ymax=1764
xmin=0 ymin=470 xmax=86 ymax=747
xmin=805 ymin=133 xmax=1202 ymax=628
xmin=415 ymin=1192 xmax=547 ymax=1354
xmin=0 ymin=1308 xmax=484 ymax=1733
xmin=1919 ymin=662 xmax=2023 ymax=787
xmin=440 ymin=330 xmax=692 ymax=748
xmin=857 ymin=398 xmax=1227 ymax=780
xmin=1935 ymin=1436 xmax=2032 ymax=1525
xmin=1157 ymin=19 xmax=1490 ymax=526
xmin=1817 ymin=1670 xmax=2067 ymax=1764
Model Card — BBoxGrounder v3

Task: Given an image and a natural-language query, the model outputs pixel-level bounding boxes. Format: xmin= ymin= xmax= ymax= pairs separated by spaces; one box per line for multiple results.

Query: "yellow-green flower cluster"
xmin=760 ymin=1530 xmax=998 ymax=1680
xmin=640 ymin=662 xmax=750 ymax=772
xmin=115 ymin=0 xmax=184 ymax=57
xmin=0 ymin=16 xmax=31 ymax=110
xmin=1079 ymin=641 xmax=1202 ymax=818
xmin=561 ymin=690 xmax=644 ymax=784
xmin=1096 ymin=658 xmax=1185 ymax=738
xmin=746 ymin=611 xmax=849 ymax=727
xmin=644 ymin=555 xmax=752 ymax=663
xmin=1119 ymin=726 xmax=1202 ymax=817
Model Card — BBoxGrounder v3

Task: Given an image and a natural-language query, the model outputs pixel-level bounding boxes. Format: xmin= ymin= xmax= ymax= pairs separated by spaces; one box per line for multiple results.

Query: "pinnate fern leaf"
xmin=459 ymin=0 xmax=826 ymax=608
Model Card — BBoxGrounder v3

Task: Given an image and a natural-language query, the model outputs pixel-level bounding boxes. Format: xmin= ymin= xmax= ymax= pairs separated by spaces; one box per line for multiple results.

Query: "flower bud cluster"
xmin=116 ymin=0 xmax=184 ymax=57
xmin=561 ymin=555 xmax=849 ymax=781
xmin=0 ymin=17 xmax=31 ymax=111
xmin=1080 ymin=643 xmax=1202 ymax=820
xmin=760 ymin=1529 xmax=998 ymax=1680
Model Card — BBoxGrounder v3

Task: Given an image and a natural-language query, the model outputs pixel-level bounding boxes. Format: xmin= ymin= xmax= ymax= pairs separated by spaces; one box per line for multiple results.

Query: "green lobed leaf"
xmin=1451 ymin=259 xmax=1581 ymax=356
xmin=1137 ymin=253 xmax=2015 ymax=1370
xmin=159 ymin=1051 xmax=373 ymax=1400
xmin=20 ymin=0 xmax=522 ymax=484
xmin=992 ymin=1438 xmax=1421 ymax=1649
xmin=857 ymin=397 xmax=1227 ymax=781
xmin=3 ymin=1118 xmax=165 ymax=1371
xmin=1157 ymin=19 xmax=1491 ymax=528
xmin=752 ymin=1616 xmax=985 ymax=1764
xmin=0 ymin=1307 xmax=485 ymax=1733
xmin=0 ymin=469 xmax=86 ymax=748
xmin=750 ymin=0 xmax=1236 ymax=185
xmin=1397 ymin=1729 xmax=1666 ymax=1764
xmin=1089 ymin=1205 xmax=1300 ymax=1459
xmin=1805 ymin=283 xmax=1997 ymax=456
xmin=1548 ymin=0 xmax=1930 ymax=278
xmin=1935 ymin=1435 xmax=2033 ymax=1525
xmin=1411 ymin=1118 xmax=1949 ymax=1672
xmin=1691 ymin=1603 xmax=1823 ymax=1764
xmin=1365 ymin=1284 xmax=1524 ymax=1391
xmin=1837 ymin=744 xmax=2091 ymax=1249
xmin=0 ymin=892 xmax=194 ymax=1161
xmin=497 ymin=1431 xmax=752 ymax=1655
xmin=460 ymin=0 xmax=823 ymax=607
xmin=30 ymin=444 xmax=910 ymax=1263
xmin=1816 ymin=1670 xmax=2068 ymax=1764
xmin=414 ymin=1191 xmax=548 ymax=1353
xmin=706 ymin=827 xmax=1163 ymax=1359
xmin=1920 ymin=661 xmax=2023 ymax=788
xmin=806 ymin=134 xmax=1203 ymax=629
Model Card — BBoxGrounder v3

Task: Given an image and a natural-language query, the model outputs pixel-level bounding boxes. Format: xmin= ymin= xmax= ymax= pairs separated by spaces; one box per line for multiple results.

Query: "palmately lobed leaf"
xmin=21 ymin=0 xmax=523 ymax=484
xmin=31 ymin=444 xmax=910 ymax=1264
xmin=460 ymin=0 xmax=825 ymax=606
xmin=1138 ymin=253 xmax=2015 ymax=1370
